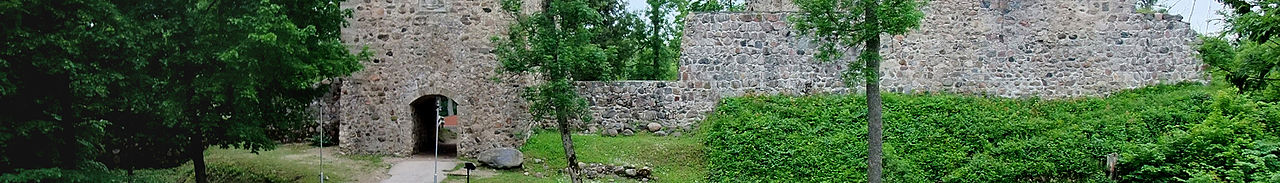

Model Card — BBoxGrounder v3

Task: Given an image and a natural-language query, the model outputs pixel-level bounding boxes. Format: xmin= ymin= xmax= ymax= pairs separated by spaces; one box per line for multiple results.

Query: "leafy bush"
xmin=704 ymin=83 xmax=1222 ymax=182
xmin=310 ymin=133 xmax=338 ymax=147
xmin=1120 ymin=90 xmax=1280 ymax=182
xmin=0 ymin=162 xmax=138 ymax=182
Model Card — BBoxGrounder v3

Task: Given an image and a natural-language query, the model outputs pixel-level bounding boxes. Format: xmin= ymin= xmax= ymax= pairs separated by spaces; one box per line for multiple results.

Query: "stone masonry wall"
xmin=330 ymin=0 xmax=1205 ymax=158
xmin=574 ymin=81 xmax=716 ymax=135
xmin=573 ymin=0 xmax=1205 ymax=133
xmin=333 ymin=0 xmax=539 ymax=157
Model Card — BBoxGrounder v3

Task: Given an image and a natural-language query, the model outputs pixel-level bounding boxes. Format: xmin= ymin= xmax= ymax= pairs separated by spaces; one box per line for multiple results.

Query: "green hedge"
xmin=704 ymin=83 xmax=1279 ymax=182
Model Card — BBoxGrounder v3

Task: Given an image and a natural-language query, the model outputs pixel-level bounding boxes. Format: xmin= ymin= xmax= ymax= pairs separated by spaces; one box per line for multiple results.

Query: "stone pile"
xmin=576 ymin=162 xmax=654 ymax=181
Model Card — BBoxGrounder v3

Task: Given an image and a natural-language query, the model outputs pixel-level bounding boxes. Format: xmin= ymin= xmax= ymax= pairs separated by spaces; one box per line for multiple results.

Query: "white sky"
xmin=624 ymin=0 xmax=1229 ymax=35
xmin=1165 ymin=0 xmax=1228 ymax=35
xmin=626 ymin=0 xmax=648 ymax=12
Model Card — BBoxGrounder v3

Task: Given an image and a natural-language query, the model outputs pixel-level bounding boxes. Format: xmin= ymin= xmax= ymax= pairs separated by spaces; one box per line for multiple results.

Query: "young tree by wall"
xmin=493 ymin=0 xmax=608 ymax=181
xmin=789 ymin=0 xmax=925 ymax=182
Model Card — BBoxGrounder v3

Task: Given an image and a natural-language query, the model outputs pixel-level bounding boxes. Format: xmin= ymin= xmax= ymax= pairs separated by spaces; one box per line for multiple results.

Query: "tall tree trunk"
xmin=862 ymin=2 xmax=884 ymax=183
xmin=190 ymin=134 xmax=209 ymax=183
xmin=651 ymin=12 xmax=662 ymax=79
xmin=556 ymin=111 xmax=582 ymax=183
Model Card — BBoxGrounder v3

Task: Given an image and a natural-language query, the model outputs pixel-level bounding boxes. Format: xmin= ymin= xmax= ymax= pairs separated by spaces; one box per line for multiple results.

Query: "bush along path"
xmin=704 ymin=83 xmax=1280 ymax=182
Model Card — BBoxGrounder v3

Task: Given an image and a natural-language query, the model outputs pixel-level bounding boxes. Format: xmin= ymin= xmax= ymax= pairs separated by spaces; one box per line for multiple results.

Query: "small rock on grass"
xmin=603 ymin=128 xmax=619 ymax=136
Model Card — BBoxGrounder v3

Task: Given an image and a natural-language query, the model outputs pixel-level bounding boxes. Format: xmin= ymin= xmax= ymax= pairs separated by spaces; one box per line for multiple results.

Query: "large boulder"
xmin=478 ymin=148 xmax=523 ymax=169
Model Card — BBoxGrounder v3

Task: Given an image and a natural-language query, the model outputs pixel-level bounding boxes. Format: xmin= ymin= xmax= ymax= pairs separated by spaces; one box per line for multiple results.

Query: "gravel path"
xmin=379 ymin=157 xmax=458 ymax=183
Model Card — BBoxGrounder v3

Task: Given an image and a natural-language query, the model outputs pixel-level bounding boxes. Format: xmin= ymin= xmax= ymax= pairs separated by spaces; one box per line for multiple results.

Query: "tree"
xmin=789 ymin=0 xmax=924 ymax=182
xmin=493 ymin=0 xmax=606 ymax=181
xmin=1 ymin=1 xmax=365 ymax=182
xmin=145 ymin=1 xmax=364 ymax=182
xmin=1137 ymin=0 xmax=1158 ymax=10
xmin=1135 ymin=0 xmax=1168 ymax=14
xmin=0 ymin=0 xmax=139 ymax=177
xmin=580 ymin=0 xmax=639 ymax=80
xmin=1199 ymin=0 xmax=1280 ymax=100
xmin=635 ymin=0 xmax=680 ymax=80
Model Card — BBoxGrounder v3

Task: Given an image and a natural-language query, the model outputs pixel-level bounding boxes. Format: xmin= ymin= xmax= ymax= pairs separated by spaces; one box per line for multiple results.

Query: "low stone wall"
xmin=574 ymin=81 xmax=714 ymax=135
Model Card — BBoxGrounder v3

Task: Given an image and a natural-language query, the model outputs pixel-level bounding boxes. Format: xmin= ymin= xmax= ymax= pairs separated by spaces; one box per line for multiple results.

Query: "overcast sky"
xmin=1166 ymin=0 xmax=1227 ymax=35
xmin=624 ymin=0 xmax=1228 ymax=35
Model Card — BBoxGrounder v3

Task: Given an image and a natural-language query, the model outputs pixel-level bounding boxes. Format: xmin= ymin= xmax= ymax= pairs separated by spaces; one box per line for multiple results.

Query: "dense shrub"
xmin=0 ymin=161 xmax=174 ymax=182
xmin=0 ymin=162 xmax=121 ymax=182
xmin=704 ymin=83 xmax=1236 ymax=182
xmin=1120 ymin=90 xmax=1280 ymax=182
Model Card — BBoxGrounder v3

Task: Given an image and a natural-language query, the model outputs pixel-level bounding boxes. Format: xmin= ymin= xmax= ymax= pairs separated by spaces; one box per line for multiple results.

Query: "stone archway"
xmin=410 ymin=95 xmax=461 ymax=157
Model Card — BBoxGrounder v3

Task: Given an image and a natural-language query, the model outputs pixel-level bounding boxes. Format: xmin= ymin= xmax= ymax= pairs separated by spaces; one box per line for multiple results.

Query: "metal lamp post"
xmin=433 ymin=114 xmax=443 ymax=183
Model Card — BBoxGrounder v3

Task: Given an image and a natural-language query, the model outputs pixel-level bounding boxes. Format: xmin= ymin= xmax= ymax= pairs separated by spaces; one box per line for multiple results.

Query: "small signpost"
xmin=464 ymin=162 xmax=477 ymax=183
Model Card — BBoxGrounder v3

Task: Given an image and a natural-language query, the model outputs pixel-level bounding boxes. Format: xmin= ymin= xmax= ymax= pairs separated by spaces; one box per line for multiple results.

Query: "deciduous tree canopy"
xmin=0 ymin=0 xmax=365 ymax=182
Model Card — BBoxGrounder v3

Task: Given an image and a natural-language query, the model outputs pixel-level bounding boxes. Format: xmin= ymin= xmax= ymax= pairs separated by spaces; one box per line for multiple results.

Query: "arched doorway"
xmin=411 ymin=95 xmax=460 ymax=157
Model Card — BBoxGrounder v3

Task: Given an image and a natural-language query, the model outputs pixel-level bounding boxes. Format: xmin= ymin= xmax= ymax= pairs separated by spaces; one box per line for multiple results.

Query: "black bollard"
xmin=464 ymin=162 xmax=477 ymax=183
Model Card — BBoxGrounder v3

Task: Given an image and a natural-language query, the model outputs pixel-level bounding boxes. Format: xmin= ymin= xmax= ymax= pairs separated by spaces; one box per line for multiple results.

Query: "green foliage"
xmin=680 ymin=0 xmax=745 ymax=12
xmin=1120 ymin=90 xmax=1280 ymax=182
xmin=1199 ymin=1 xmax=1280 ymax=101
xmin=1199 ymin=36 xmax=1280 ymax=100
xmin=0 ymin=0 xmax=366 ymax=180
xmin=494 ymin=0 xmax=603 ymax=121
xmin=789 ymin=0 xmax=924 ymax=84
xmin=144 ymin=0 xmax=365 ymax=152
xmin=0 ymin=0 xmax=141 ymax=172
xmin=0 ymin=162 xmax=124 ymax=182
xmin=704 ymin=83 xmax=1227 ymax=182
xmin=788 ymin=1 xmax=926 ymax=182
xmin=310 ymin=133 xmax=338 ymax=147
xmin=493 ymin=0 xmax=605 ymax=181
xmin=1137 ymin=0 xmax=1158 ymax=8
xmin=627 ymin=0 xmax=682 ymax=80
xmin=494 ymin=0 xmax=680 ymax=81
xmin=1134 ymin=0 xmax=1168 ymax=14
xmin=1219 ymin=0 xmax=1280 ymax=44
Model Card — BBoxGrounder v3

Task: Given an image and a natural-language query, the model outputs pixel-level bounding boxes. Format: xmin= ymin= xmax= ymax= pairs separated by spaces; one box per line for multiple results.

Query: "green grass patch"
xmin=703 ymin=83 xmax=1240 ymax=182
xmin=474 ymin=131 xmax=706 ymax=182
xmin=156 ymin=144 xmax=386 ymax=183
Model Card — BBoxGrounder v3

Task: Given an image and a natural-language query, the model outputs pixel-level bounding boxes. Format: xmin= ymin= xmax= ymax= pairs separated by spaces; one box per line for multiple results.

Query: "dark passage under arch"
xmin=411 ymin=95 xmax=459 ymax=157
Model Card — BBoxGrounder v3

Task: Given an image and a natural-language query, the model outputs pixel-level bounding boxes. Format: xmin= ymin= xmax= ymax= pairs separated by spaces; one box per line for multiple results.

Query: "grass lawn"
xmin=471 ymin=131 xmax=707 ymax=183
xmin=132 ymin=143 xmax=387 ymax=183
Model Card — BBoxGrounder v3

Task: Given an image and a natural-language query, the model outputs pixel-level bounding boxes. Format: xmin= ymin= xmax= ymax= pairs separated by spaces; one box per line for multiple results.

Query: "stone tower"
xmin=333 ymin=0 xmax=540 ymax=157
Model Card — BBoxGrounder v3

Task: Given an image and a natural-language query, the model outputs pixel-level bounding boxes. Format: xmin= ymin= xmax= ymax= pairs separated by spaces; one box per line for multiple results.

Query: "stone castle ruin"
xmin=326 ymin=0 xmax=1205 ymax=158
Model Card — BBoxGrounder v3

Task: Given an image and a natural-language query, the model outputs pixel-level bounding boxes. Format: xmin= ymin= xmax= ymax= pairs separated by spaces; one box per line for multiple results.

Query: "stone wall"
xmin=574 ymin=81 xmax=715 ymax=135
xmin=572 ymin=0 xmax=1205 ymax=133
xmin=330 ymin=0 xmax=1205 ymax=158
xmin=332 ymin=0 xmax=538 ymax=157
